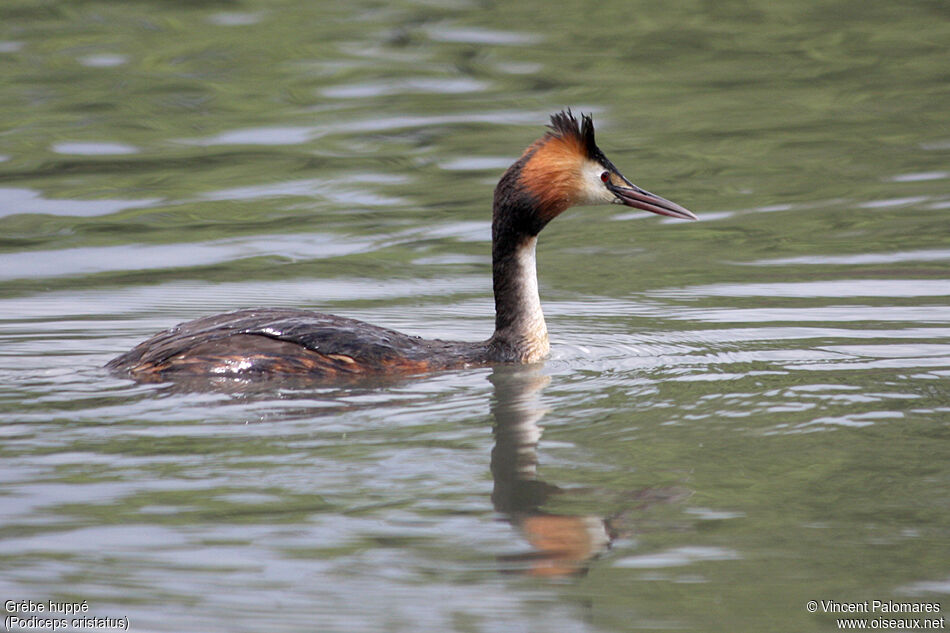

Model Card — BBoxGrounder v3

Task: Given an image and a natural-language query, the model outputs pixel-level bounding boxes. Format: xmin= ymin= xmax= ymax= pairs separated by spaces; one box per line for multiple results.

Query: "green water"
xmin=1 ymin=1 xmax=949 ymax=631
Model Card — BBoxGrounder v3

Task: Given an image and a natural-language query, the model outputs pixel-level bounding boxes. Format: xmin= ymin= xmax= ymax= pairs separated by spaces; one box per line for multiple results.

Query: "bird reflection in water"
xmin=125 ymin=363 xmax=690 ymax=578
xmin=489 ymin=366 xmax=690 ymax=577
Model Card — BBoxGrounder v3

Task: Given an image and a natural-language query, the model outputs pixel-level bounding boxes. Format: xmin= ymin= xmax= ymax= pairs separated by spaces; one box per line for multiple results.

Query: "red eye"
xmin=600 ymin=171 xmax=610 ymax=183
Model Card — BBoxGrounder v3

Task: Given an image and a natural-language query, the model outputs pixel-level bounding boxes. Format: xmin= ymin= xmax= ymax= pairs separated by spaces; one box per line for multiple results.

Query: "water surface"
xmin=1 ymin=1 xmax=949 ymax=631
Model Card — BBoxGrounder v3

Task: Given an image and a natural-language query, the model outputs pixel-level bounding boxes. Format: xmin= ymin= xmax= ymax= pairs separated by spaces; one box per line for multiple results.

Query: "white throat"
xmin=491 ymin=236 xmax=549 ymax=362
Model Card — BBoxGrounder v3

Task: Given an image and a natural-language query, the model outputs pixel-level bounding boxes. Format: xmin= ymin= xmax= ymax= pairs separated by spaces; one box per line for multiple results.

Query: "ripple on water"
xmin=180 ymin=126 xmax=319 ymax=146
xmin=440 ymin=157 xmax=515 ymax=172
xmin=177 ymin=110 xmax=546 ymax=147
xmin=0 ymin=276 xmax=487 ymax=328
xmin=423 ymin=25 xmax=542 ymax=45
xmin=207 ymin=12 xmax=265 ymax=26
xmin=859 ymin=196 xmax=931 ymax=209
xmin=77 ymin=54 xmax=128 ymax=67
xmin=745 ymin=248 xmax=950 ymax=266
xmin=651 ymin=279 xmax=950 ymax=299
xmin=52 ymin=141 xmax=139 ymax=155
xmin=321 ymin=77 xmax=489 ymax=99
xmin=0 ymin=187 xmax=159 ymax=218
xmin=887 ymin=171 xmax=949 ymax=182
xmin=198 ymin=175 xmax=408 ymax=207
xmin=0 ymin=234 xmax=376 ymax=281
xmin=671 ymin=305 xmax=950 ymax=323
xmin=615 ymin=546 xmax=741 ymax=569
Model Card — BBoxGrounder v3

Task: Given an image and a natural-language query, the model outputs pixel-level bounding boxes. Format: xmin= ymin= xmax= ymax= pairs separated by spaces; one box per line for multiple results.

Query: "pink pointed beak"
xmin=611 ymin=183 xmax=697 ymax=220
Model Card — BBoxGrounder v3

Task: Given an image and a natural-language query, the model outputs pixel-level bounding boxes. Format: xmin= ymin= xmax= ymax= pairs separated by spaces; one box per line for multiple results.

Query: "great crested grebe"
xmin=108 ymin=111 xmax=696 ymax=380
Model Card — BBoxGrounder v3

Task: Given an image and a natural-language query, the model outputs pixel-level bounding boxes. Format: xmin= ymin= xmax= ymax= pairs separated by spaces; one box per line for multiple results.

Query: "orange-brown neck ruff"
xmin=516 ymin=133 xmax=588 ymax=223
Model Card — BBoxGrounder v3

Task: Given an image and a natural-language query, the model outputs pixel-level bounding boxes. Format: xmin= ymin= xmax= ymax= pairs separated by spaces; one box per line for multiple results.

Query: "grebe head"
xmin=494 ymin=110 xmax=696 ymax=236
xmin=488 ymin=111 xmax=696 ymax=362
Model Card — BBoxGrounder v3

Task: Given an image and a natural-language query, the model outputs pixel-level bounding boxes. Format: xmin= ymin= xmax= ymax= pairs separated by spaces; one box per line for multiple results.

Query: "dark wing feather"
xmin=107 ymin=308 xmax=460 ymax=377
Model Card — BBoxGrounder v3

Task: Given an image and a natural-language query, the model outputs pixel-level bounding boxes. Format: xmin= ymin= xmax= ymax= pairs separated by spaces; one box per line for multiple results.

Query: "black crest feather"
xmin=548 ymin=109 xmax=599 ymax=159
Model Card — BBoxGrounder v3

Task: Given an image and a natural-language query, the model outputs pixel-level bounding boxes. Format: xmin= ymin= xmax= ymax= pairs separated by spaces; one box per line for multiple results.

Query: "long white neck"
xmin=490 ymin=235 xmax=549 ymax=362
